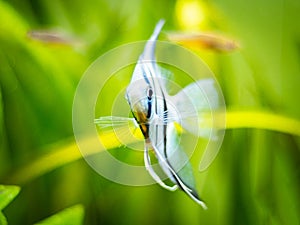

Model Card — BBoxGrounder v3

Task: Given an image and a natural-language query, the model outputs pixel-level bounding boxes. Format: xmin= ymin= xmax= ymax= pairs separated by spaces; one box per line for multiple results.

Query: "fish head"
xmin=126 ymin=62 xmax=154 ymax=130
xmin=125 ymin=19 xmax=165 ymax=136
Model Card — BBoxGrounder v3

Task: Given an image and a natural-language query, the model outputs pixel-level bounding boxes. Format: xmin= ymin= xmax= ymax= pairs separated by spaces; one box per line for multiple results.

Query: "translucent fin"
xmin=166 ymin=126 xmax=196 ymax=191
xmin=158 ymin=65 xmax=173 ymax=80
xmin=142 ymin=19 xmax=165 ymax=61
xmin=149 ymin=121 xmax=207 ymax=208
xmin=128 ymin=20 xmax=165 ymax=85
xmin=156 ymin=65 xmax=174 ymax=90
xmin=171 ymin=78 xmax=219 ymax=138
xmin=94 ymin=116 xmax=138 ymax=130
xmin=94 ymin=116 xmax=142 ymax=145
xmin=150 ymin=20 xmax=165 ymax=42
xmin=170 ymin=147 xmax=207 ymax=208
xmin=166 ymin=123 xmax=207 ymax=208
xmin=152 ymin=142 xmax=207 ymax=209
xmin=144 ymin=145 xmax=178 ymax=191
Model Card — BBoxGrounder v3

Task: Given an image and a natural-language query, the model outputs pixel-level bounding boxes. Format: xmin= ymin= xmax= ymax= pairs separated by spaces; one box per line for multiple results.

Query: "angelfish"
xmin=96 ymin=20 xmax=219 ymax=209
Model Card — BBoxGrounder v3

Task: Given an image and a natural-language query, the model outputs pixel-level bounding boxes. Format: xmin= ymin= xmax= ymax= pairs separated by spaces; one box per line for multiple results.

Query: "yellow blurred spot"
xmin=174 ymin=122 xmax=184 ymax=133
xmin=176 ymin=0 xmax=205 ymax=30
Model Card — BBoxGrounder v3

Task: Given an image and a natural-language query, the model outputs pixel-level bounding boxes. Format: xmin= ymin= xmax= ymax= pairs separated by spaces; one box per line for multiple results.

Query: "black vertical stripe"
xmin=162 ymin=91 xmax=168 ymax=158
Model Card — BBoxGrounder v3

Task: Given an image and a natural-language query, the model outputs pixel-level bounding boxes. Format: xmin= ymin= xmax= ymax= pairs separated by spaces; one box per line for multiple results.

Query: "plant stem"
xmin=6 ymin=110 xmax=300 ymax=185
xmin=225 ymin=110 xmax=300 ymax=136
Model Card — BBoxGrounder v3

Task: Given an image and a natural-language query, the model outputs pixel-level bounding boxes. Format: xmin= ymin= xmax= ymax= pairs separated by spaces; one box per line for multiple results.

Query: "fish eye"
xmin=146 ymin=87 xmax=153 ymax=100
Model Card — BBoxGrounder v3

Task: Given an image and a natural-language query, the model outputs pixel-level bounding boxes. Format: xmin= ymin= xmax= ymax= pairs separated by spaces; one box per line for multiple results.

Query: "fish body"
xmin=95 ymin=20 xmax=219 ymax=208
xmin=125 ymin=20 xmax=217 ymax=209
xmin=166 ymin=31 xmax=239 ymax=52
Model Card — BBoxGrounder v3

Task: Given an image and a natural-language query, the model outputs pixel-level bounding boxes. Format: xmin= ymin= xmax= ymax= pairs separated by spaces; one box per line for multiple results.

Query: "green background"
xmin=0 ymin=0 xmax=300 ymax=224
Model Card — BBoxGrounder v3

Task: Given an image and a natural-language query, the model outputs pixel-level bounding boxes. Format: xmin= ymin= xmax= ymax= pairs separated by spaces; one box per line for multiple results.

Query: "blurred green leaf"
xmin=0 ymin=0 xmax=299 ymax=225
xmin=0 ymin=87 xmax=2 ymax=128
xmin=34 ymin=205 xmax=84 ymax=225
xmin=0 ymin=185 xmax=20 ymax=225
xmin=0 ymin=212 xmax=8 ymax=225
xmin=0 ymin=1 xmax=28 ymax=41
xmin=0 ymin=185 xmax=20 ymax=211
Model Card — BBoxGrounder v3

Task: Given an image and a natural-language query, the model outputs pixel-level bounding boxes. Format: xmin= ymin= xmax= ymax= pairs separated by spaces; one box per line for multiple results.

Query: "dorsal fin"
xmin=141 ymin=19 xmax=165 ymax=61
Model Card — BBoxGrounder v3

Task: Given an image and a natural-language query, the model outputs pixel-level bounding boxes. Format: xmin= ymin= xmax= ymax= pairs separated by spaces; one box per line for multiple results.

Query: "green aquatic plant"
xmin=0 ymin=185 xmax=84 ymax=225
xmin=1 ymin=0 xmax=300 ymax=225
xmin=8 ymin=109 xmax=300 ymax=185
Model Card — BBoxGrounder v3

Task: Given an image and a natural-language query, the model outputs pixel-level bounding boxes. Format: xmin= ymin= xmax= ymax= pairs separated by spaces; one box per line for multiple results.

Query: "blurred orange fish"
xmin=166 ymin=32 xmax=239 ymax=52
